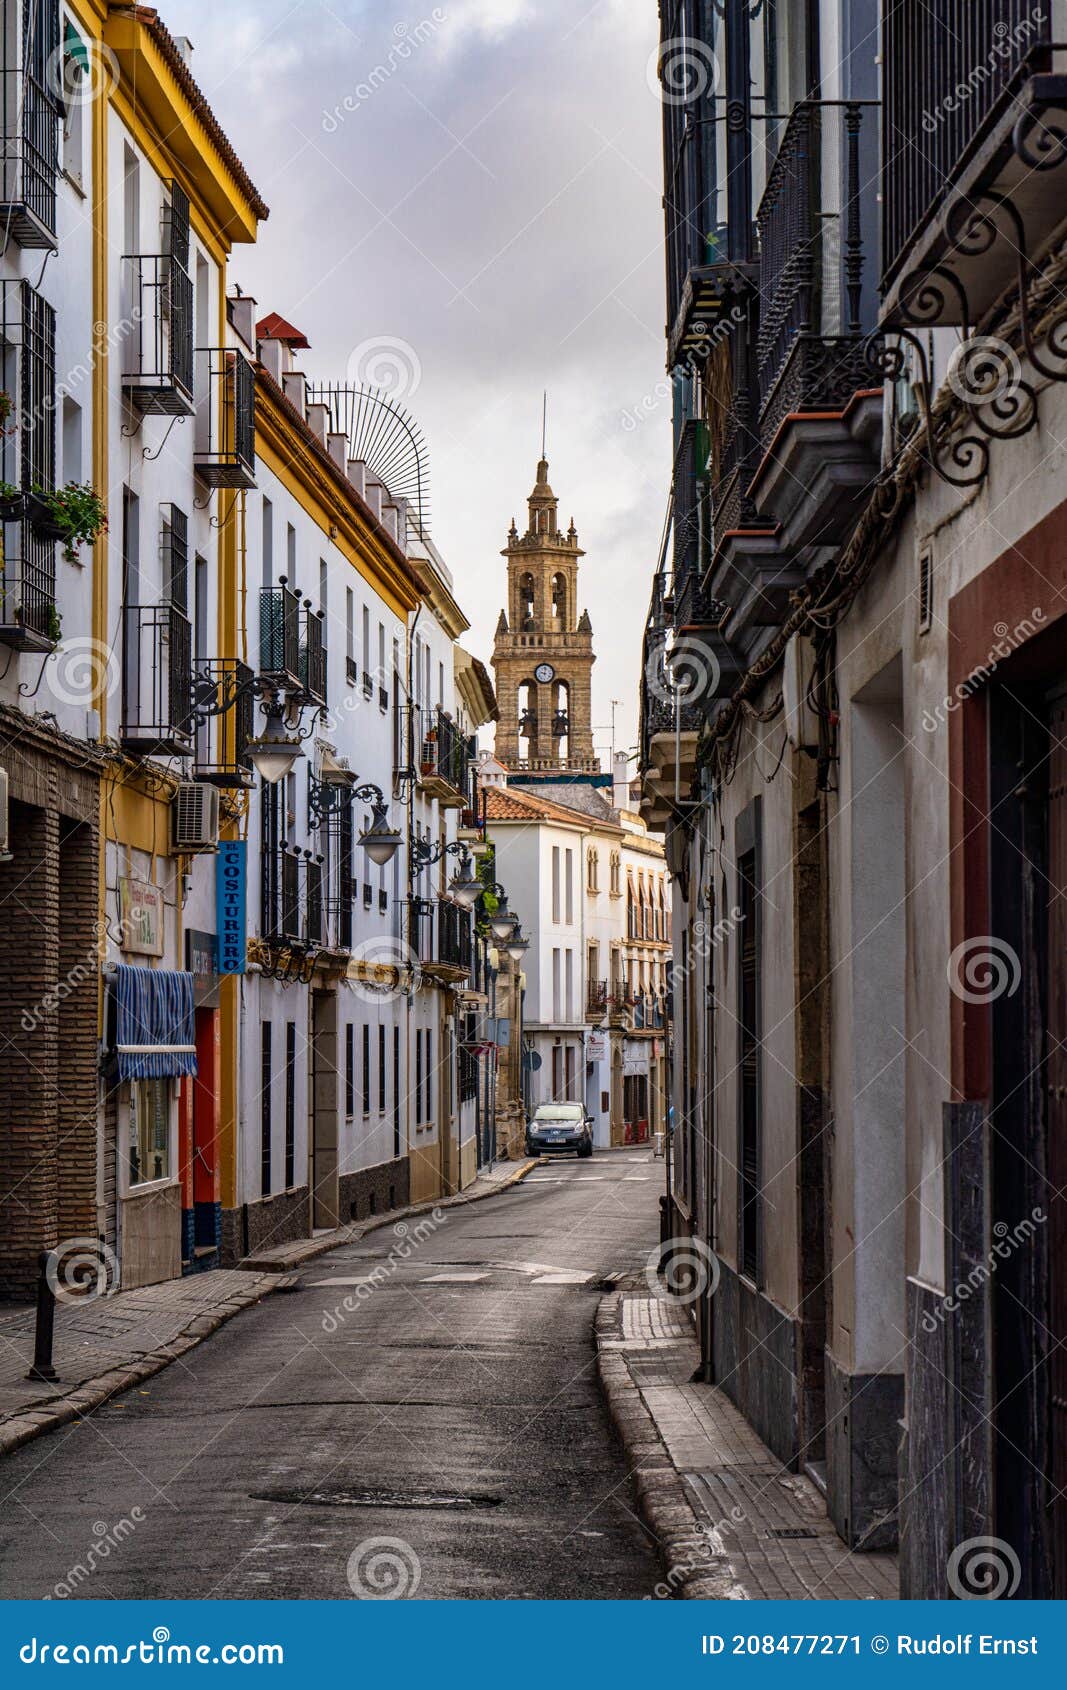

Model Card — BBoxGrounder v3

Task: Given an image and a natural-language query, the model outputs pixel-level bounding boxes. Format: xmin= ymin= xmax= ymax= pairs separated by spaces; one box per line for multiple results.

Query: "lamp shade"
xmin=248 ymin=716 xmax=304 ymax=784
xmin=360 ymin=803 xmax=402 ymax=867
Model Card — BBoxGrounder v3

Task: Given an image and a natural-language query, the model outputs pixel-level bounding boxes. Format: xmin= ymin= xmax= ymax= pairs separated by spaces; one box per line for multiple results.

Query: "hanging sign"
xmin=216 ymin=841 xmax=247 ymax=975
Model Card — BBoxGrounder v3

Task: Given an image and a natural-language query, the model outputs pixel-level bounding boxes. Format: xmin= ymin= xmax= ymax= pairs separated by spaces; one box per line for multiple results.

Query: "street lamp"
xmin=360 ymin=797 xmax=402 ymax=867
xmin=245 ymin=699 xmax=305 ymax=784
xmin=409 ymin=837 xmax=483 ymax=908
xmin=505 ymin=927 xmax=530 ymax=963
xmin=484 ymin=881 xmax=519 ymax=943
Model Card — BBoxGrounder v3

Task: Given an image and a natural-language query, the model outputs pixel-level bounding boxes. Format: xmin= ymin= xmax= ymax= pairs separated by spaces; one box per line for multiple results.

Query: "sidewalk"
xmin=0 ymin=1157 xmax=535 ymax=1460
xmin=596 ymin=1281 xmax=899 ymax=1600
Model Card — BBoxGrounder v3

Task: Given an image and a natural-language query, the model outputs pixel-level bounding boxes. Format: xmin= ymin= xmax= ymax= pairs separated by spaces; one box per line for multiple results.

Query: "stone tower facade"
xmin=492 ymin=458 xmax=598 ymax=773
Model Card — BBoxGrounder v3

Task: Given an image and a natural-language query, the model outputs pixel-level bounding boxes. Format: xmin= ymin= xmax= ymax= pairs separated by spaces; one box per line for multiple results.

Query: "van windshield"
xmin=534 ymin=1106 xmax=583 ymax=1121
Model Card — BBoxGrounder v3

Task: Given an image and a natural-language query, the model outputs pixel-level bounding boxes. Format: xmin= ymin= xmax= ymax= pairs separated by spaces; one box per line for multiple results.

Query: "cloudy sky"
xmin=167 ymin=0 xmax=668 ymax=763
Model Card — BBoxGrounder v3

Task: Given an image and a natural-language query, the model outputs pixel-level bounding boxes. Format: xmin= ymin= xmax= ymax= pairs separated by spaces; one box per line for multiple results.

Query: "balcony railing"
xmin=259 ymin=581 xmax=301 ymax=687
xmin=417 ymin=898 xmax=472 ymax=976
xmin=754 ymin=99 xmax=878 ymax=454
xmin=0 ymin=519 xmax=56 ymax=651
xmin=418 ymin=707 xmax=476 ymax=806
xmin=192 ymin=659 xmax=255 ymax=787
xmin=882 ymin=2 xmax=1053 ymax=292
xmin=0 ymin=20 xmax=58 ymax=250
xmin=299 ymin=607 xmax=327 ymax=705
xmin=261 ymin=843 xmax=303 ymax=944
xmin=121 ymin=254 xmax=194 ymax=416
xmin=121 ymin=603 xmax=194 ymax=757
xmin=586 ymin=979 xmax=608 ymax=1022
xmin=194 ymin=348 xmax=256 ymax=487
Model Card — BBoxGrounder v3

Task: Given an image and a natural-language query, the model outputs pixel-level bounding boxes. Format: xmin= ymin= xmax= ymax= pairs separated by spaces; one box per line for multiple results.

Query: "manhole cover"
xmin=765 ymin=1527 xmax=818 ymax=1540
xmin=250 ymin=1487 xmax=504 ymax=1511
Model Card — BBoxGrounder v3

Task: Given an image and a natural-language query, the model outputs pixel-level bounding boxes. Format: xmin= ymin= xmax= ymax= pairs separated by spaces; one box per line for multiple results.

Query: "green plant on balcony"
xmin=0 ymin=480 xmax=23 ymax=521
xmin=30 ymin=482 xmax=108 ymax=562
xmin=46 ymin=604 xmax=62 ymax=643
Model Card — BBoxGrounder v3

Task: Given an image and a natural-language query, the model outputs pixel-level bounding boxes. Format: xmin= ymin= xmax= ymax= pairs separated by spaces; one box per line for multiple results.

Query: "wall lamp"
xmin=409 ymin=837 xmax=483 ymax=909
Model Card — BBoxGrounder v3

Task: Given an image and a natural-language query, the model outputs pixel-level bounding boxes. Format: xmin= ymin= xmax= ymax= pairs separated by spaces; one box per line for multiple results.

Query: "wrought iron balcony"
xmin=194 ymin=348 xmax=256 ymax=488
xmin=299 ymin=606 xmax=327 ymax=706
xmin=261 ymin=842 xmax=303 ymax=944
xmin=191 ymin=659 xmax=255 ymax=787
xmin=121 ymin=254 xmax=194 ymax=416
xmin=418 ymin=706 xmax=475 ymax=808
xmin=415 ymin=897 xmax=472 ymax=980
xmin=586 ymin=979 xmax=608 ymax=1022
xmin=259 ymin=581 xmax=301 ymax=688
xmin=882 ymin=2 xmax=1057 ymax=317
xmin=121 ymin=603 xmax=194 ymax=757
xmin=0 ymin=6 xmax=59 ymax=249
xmin=0 ymin=519 xmax=56 ymax=652
xmin=755 ymin=100 xmax=878 ymax=448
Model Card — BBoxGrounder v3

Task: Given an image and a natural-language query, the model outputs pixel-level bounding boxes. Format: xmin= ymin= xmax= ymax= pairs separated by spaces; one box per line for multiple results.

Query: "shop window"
xmin=129 ymin=1077 xmax=170 ymax=1186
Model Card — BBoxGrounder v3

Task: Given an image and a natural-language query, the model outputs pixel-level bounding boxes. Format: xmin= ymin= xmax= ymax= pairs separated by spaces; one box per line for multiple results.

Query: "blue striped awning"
xmin=112 ymin=965 xmax=198 ymax=1081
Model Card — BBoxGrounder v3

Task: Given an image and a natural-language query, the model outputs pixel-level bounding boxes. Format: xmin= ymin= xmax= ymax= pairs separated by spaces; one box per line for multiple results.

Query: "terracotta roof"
xmin=110 ymin=8 xmax=269 ymax=223
xmin=483 ymin=784 xmax=614 ymax=831
xmin=257 ymin=312 xmax=310 ymax=350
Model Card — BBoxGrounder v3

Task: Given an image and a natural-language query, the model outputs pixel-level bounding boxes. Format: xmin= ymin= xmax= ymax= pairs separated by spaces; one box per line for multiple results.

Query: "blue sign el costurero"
xmin=216 ymin=840 xmax=247 ymax=975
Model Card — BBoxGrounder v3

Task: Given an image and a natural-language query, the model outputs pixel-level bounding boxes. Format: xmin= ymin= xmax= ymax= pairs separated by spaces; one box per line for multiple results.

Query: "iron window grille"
xmin=122 ymin=183 xmax=193 ymax=415
xmin=0 ymin=0 xmax=60 ymax=248
xmin=259 ymin=580 xmax=301 ymax=687
xmin=299 ymin=605 xmax=327 ymax=705
xmin=194 ymin=347 xmax=256 ymax=488
xmin=0 ymin=279 xmax=56 ymax=648
xmin=121 ymin=602 xmax=194 ymax=756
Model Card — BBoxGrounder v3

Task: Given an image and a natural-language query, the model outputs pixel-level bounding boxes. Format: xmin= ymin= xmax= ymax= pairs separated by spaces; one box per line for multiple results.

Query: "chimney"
xmin=282 ymin=369 xmax=306 ymax=419
xmin=306 ymin=400 xmax=329 ymax=446
xmin=347 ymin=460 xmax=366 ymax=499
xmin=382 ymin=504 xmax=399 ymax=544
xmin=327 ymin=432 xmax=348 ymax=472
xmin=259 ymin=338 xmax=284 ymax=383
xmin=228 ymin=290 xmax=257 ymax=353
xmin=613 ymin=751 xmax=630 ymax=812
xmin=364 ymin=478 xmax=384 ymax=522
xmin=172 ymin=35 xmax=194 ymax=65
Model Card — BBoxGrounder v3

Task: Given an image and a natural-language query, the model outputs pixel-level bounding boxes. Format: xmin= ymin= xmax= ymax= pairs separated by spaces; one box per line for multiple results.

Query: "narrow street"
xmin=0 ymin=1153 xmax=663 ymax=1601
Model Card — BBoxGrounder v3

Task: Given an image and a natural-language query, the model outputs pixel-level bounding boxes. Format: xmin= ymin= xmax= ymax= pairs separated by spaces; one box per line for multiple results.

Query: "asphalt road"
xmin=0 ymin=1148 xmax=664 ymax=1600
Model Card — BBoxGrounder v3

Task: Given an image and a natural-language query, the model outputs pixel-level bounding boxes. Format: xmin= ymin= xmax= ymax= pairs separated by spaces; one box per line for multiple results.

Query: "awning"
xmin=111 ymin=965 xmax=198 ymax=1081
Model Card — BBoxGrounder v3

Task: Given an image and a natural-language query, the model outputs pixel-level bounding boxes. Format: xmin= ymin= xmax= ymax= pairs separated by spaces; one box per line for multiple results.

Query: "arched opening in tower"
xmin=554 ymin=679 xmax=570 ymax=763
xmin=518 ymin=678 xmax=537 ymax=763
xmin=551 ymin=572 xmax=567 ymax=630
xmin=519 ymin=572 xmax=535 ymax=632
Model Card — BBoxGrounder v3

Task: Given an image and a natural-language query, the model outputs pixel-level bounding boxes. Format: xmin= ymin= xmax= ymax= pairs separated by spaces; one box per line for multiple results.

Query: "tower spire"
xmin=541 ymin=390 xmax=547 ymax=461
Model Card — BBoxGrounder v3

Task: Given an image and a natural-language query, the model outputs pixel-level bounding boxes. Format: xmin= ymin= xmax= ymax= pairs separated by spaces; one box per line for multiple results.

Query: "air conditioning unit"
xmin=0 ymin=766 xmax=10 ymax=863
xmin=172 ymin=782 xmax=220 ymax=852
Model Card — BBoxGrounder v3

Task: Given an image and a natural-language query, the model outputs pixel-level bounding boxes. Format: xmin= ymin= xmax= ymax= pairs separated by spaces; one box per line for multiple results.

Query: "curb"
xmin=595 ymin=1286 xmax=746 ymax=1601
xmin=0 ymin=1276 xmax=279 ymax=1462
xmin=238 ymin=1158 xmax=538 ymax=1273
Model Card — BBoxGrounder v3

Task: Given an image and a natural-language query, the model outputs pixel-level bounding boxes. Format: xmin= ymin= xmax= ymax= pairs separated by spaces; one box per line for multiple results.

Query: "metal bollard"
xmin=26 ymin=1250 xmax=59 ymax=1383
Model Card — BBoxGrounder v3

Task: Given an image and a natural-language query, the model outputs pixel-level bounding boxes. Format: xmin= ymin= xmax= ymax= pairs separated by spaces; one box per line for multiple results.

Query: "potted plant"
xmin=46 ymin=604 xmax=62 ymax=644
xmin=0 ymin=480 xmax=23 ymax=522
xmin=27 ymin=483 xmax=108 ymax=561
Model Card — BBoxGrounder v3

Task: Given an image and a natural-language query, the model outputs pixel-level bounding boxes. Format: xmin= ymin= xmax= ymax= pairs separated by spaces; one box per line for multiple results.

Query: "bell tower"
xmin=492 ymin=457 xmax=597 ymax=773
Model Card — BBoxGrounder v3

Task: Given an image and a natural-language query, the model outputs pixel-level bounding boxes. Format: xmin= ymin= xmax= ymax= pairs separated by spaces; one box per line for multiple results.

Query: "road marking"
xmin=422 ymin=1271 xmax=490 ymax=1283
xmin=307 ymin=1277 xmax=385 ymax=1287
xmin=530 ymin=1271 xmax=593 ymax=1286
xmin=623 ymin=1176 xmax=652 ymax=1182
